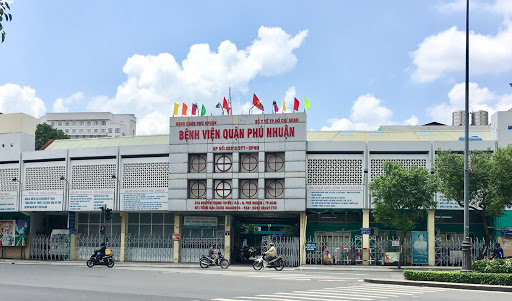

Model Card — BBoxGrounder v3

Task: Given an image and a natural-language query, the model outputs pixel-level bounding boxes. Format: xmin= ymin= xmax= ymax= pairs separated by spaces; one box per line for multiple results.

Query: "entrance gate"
xmin=179 ymin=236 xmax=224 ymax=262
xmin=261 ymin=236 xmax=300 ymax=267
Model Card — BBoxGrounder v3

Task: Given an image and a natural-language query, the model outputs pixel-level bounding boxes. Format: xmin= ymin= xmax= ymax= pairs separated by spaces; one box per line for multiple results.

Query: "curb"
xmin=364 ymin=278 xmax=512 ymax=292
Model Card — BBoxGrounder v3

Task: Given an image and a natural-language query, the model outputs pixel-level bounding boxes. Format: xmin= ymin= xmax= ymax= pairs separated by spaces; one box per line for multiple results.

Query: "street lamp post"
xmin=12 ymin=177 xmax=21 ymax=210
xmin=59 ymin=176 xmax=69 ymax=211
xmin=462 ymin=0 xmax=472 ymax=271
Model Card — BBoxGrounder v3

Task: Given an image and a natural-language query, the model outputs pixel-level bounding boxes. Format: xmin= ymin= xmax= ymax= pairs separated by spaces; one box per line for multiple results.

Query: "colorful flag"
xmin=173 ymin=103 xmax=180 ymax=116
xmin=222 ymin=97 xmax=231 ymax=115
xmin=282 ymin=98 xmax=286 ymax=112
xmin=253 ymin=94 xmax=264 ymax=111
xmin=192 ymin=103 xmax=198 ymax=115
xmin=304 ymin=97 xmax=311 ymax=110
xmin=293 ymin=98 xmax=299 ymax=111
xmin=201 ymin=104 xmax=206 ymax=116
xmin=182 ymin=103 xmax=188 ymax=116
xmin=273 ymin=101 xmax=279 ymax=113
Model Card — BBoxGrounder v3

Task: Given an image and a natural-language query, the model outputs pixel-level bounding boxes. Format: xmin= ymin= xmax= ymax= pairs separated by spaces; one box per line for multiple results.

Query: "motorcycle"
xmin=87 ymin=250 xmax=115 ymax=268
xmin=200 ymin=252 xmax=230 ymax=269
xmin=252 ymin=255 xmax=284 ymax=271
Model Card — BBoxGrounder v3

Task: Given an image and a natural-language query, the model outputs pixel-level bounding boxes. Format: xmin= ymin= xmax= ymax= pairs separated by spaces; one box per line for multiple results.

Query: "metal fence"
xmin=435 ymin=237 xmax=496 ymax=266
xmin=75 ymin=234 xmax=121 ymax=261
xmin=179 ymin=236 xmax=224 ymax=263
xmin=125 ymin=234 xmax=174 ymax=262
xmin=29 ymin=234 xmax=68 ymax=261
xmin=261 ymin=236 xmax=300 ymax=267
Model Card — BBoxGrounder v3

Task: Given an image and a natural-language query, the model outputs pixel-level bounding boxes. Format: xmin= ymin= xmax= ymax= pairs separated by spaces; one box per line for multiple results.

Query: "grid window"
xmin=24 ymin=166 xmax=66 ymax=191
xmin=122 ymin=162 xmax=169 ymax=189
xmin=71 ymin=164 xmax=116 ymax=190
xmin=370 ymin=159 xmax=427 ymax=181
xmin=87 ymin=121 xmax=91 ymax=126
xmin=214 ymin=180 xmax=232 ymax=199
xmin=65 ymin=122 xmax=70 ymax=126
xmin=78 ymin=212 xmax=121 ymax=236
xmin=240 ymin=153 xmax=258 ymax=173
xmin=239 ymin=179 xmax=258 ymax=199
xmin=127 ymin=213 xmax=174 ymax=237
xmin=265 ymin=179 xmax=284 ymax=199
xmin=115 ymin=128 xmax=120 ymax=133
xmin=188 ymin=180 xmax=207 ymax=199
xmin=58 ymin=122 xmax=62 ymax=126
xmin=214 ymin=154 xmax=232 ymax=173
xmin=108 ymin=128 xmax=112 ymax=133
xmin=189 ymin=154 xmax=207 ymax=173
xmin=265 ymin=153 xmax=285 ymax=172
xmin=0 ymin=168 xmax=19 ymax=192
xmin=307 ymin=159 xmax=363 ymax=185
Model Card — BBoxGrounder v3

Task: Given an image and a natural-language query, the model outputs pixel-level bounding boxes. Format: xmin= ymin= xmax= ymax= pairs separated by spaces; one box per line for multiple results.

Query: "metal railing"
xmin=125 ymin=234 xmax=173 ymax=262
xmin=261 ymin=236 xmax=300 ymax=267
xmin=179 ymin=236 xmax=224 ymax=263
xmin=75 ymin=234 xmax=121 ymax=261
xmin=29 ymin=234 xmax=68 ymax=261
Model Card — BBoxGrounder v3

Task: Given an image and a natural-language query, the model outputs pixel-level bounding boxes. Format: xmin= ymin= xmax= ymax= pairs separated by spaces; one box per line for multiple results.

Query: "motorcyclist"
xmin=94 ymin=243 xmax=106 ymax=262
xmin=263 ymin=242 xmax=277 ymax=265
xmin=209 ymin=244 xmax=219 ymax=265
xmin=491 ymin=243 xmax=504 ymax=259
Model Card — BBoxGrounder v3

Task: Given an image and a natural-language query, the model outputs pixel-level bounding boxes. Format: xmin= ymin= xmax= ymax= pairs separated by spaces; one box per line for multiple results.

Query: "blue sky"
xmin=1 ymin=0 xmax=512 ymax=134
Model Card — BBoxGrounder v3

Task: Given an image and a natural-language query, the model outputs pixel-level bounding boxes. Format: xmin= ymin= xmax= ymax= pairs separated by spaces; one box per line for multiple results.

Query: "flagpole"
xmin=229 ymin=86 xmax=232 ymax=116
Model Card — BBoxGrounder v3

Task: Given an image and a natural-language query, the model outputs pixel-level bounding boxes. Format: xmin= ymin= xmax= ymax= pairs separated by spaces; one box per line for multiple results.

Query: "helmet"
xmin=269 ymin=242 xmax=274 ymax=246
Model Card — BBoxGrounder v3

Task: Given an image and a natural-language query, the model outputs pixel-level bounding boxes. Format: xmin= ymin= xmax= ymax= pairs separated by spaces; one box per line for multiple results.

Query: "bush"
xmin=472 ymin=259 xmax=512 ymax=273
xmin=403 ymin=270 xmax=512 ymax=286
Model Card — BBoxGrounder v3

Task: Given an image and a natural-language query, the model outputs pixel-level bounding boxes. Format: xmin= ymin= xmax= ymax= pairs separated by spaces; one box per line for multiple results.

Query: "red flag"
xmin=293 ymin=98 xmax=299 ymax=111
xmin=253 ymin=94 xmax=264 ymax=111
xmin=222 ymin=97 xmax=230 ymax=115
xmin=191 ymin=103 xmax=198 ymax=115
xmin=182 ymin=103 xmax=188 ymax=115
xmin=273 ymin=101 xmax=279 ymax=113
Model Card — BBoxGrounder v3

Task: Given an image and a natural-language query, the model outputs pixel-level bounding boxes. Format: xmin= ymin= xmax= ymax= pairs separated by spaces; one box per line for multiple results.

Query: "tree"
xmin=0 ymin=1 xmax=12 ymax=43
xmin=369 ymin=161 xmax=438 ymax=268
xmin=35 ymin=123 xmax=69 ymax=150
xmin=436 ymin=147 xmax=512 ymax=247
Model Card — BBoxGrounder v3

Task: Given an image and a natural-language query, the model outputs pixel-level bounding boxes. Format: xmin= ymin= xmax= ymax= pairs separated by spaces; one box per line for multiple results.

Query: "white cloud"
xmin=0 ymin=83 xmax=46 ymax=117
xmin=404 ymin=116 xmax=419 ymax=125
xmin=52 ymin=92 xmax=84 ymax=113
xmin=411 ymin=25 xmax=512 ymax=82
xmin=427 ymin=82 xmax=512 ymax=124
xmin=436 ymin=0 xmax=512 ymax=17
xmin=137 ymin=111 xmax=169 ymax=135
xmin=321 ymin=94 xmax=415 ymax=131
xmin=87 ymin=26 xmax=308 ymax=134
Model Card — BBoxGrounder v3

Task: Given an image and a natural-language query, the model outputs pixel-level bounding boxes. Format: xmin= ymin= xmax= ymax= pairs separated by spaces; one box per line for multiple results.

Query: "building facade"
xmin=39 ymin=112 xmax=137 ymax=139
xmin=1 ymin=111 xmax=511 ymax=265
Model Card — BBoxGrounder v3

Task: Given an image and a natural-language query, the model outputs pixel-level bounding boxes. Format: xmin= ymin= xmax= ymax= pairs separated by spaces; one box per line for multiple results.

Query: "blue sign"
xmin=361 ymin=228 xmax=371 ymax=235
xmin=305 ymin=243 xmax=317 ymax=251
xmin=68 ymin=211 xmax=76 ymax=234
xmin=508 ymin=125 xmax=512 ymax=130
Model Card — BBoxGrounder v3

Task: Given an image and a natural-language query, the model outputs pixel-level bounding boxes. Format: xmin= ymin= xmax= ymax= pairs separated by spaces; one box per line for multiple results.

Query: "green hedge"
xmin=403 ymin=270 xmax=512 ymax=286
xmin=472 ymin=259 xmax=512 ymax=273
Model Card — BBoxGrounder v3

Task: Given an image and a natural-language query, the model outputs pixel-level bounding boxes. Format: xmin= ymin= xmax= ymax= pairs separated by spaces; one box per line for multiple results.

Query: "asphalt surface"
xmin=0 ymin=261 xmax=510 ymax=301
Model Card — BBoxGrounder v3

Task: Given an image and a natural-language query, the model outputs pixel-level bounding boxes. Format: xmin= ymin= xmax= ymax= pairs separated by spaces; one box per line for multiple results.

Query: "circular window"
xmin=267 ymin=180 xmax=284 ymax=198
xmin=241 ymin=154 xmax=258 ymax=172
xmin=190 ymin=155 xmax=207 ymax=173
xmin=266 ymin=154 xmax=284 ymax=172
xmin=215 ymin=155 xmax=232 ymax=173
xmin=215 ymin=180 xmax=232 ymax=199
xmin=189 ymin=181 xmax=206 ymax=199
xmin=241 ymin=180 xmax=258 ymax=198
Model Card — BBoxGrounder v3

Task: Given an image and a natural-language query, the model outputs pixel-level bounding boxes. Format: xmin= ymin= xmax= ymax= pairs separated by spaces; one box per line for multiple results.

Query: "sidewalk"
xmin=364 ymin=278 xmax=512 ymax=293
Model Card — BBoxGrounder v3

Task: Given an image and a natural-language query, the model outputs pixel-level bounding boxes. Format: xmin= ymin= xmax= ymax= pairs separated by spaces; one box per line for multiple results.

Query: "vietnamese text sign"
xmin=183 ymin=216 xmax=218 ymax=229
xmin=69 ymin=189 xmax=114 ymax=211
xmin=120 ymin=188 xmax=168 ymax=211
xmin=306 ymin=243 xmax=317 ymax=251
xmin=360 ymin=228 xmax=371 ymax=235
xmin=307 ymin=185 xmax=364 ymax=209
xmin=21 ymin=191 xmax=63 ymax=211
xmin=0 ymin=192 xmax=17 ymax=211
xmin=186 ymin=199 xmax=284 ymax=211
xmin=412 ymin=231 xmax=428 ymax=264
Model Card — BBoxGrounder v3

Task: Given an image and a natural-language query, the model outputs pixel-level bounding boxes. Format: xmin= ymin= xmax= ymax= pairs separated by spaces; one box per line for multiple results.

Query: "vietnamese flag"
xmin=253 ymin=94 xmax=264 ymax=111
xmin=182 ymin=103 xmax=188 ymax=115
xmin=222 ymin=97 xmax=230 ymax=115
xmin=273 ymin=101 xmax=279 ymax=113
xmin=191 ymin=103 xmax=198 ymax=115
xmin=293 ymin=98 xmax=299 ymax=111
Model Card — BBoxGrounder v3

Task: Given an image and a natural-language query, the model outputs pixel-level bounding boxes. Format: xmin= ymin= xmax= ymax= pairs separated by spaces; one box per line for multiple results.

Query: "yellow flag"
xmin=173 ymin=103 xmax=180 ymax=115
xmin=282 ymin=98 xmax=286 ymax=112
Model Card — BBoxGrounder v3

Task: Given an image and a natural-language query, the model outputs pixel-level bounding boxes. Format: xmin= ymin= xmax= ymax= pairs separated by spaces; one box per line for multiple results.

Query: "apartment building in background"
xmin=39 ymin=112 xmax=136 ymax=139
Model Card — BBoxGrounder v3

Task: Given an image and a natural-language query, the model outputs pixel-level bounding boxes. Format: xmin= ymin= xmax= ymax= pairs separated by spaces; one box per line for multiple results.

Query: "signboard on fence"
xmin=412 ymin=231 xmax=428 ymax=264
xmin=360 ymin=228 xmax=371 ymax=235
xmin=305 ymin=243 xmax=317 ymax=251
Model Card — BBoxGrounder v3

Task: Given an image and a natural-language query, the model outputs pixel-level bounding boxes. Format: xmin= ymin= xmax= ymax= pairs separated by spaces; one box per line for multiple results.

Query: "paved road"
xmin=0 ymin=262 xmax=510 ymax=301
